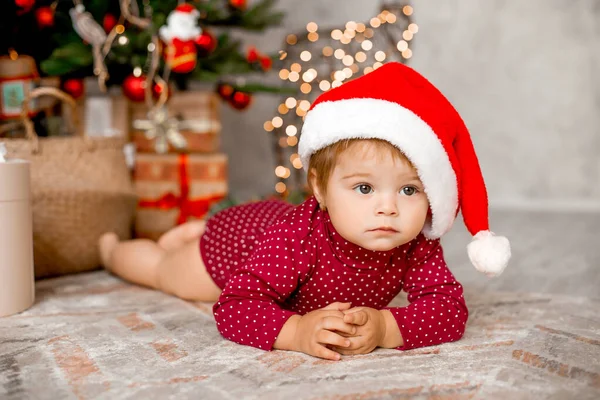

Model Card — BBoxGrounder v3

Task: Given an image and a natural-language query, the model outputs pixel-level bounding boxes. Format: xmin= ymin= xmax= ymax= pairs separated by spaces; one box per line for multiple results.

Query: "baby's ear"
xmin=308 ymin=169 xmax=323 ymax=203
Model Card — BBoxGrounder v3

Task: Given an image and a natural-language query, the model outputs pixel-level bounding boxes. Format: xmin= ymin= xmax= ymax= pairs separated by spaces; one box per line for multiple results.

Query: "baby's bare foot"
xmin=99 ymin=233 xmax=119 ymax=270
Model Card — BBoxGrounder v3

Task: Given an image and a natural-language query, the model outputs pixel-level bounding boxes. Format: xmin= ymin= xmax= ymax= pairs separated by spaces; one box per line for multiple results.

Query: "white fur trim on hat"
xmin=299 ymin=98 xmax=458 ymax=238
xmin=467 ymin=230 xmax=511 ymax=276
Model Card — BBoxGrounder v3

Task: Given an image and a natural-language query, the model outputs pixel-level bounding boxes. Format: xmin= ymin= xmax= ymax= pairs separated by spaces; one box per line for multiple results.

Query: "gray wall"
xmin=220 ymin=0 xmax=600 ymax=210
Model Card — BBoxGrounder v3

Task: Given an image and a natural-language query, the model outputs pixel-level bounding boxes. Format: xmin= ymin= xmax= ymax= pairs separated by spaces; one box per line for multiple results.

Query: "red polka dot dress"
xmin=205 ymin=196 xmax=468 ymax=351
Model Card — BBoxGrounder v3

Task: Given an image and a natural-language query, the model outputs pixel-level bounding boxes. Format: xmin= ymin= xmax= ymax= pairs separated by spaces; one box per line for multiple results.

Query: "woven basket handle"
xmin=20 ymin=87 xmax=78 ymax=142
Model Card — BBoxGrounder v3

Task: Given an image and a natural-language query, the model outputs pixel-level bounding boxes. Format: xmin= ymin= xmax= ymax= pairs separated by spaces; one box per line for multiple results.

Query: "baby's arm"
xmin=212 ymin=224 xmax=355 ymax=359
xmin=382 ymin=236 xmax=468 ymax=350
xmin=337 ymin=236 xmax=467 ymax=354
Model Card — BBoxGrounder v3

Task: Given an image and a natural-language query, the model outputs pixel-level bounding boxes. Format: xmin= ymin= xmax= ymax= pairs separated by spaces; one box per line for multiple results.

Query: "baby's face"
xmin=322 ymin=142 xmax=429 ymax=251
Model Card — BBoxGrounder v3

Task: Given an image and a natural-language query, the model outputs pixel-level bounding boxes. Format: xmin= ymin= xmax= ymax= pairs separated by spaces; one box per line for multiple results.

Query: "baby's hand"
xmin=293 ymin=302 xmax=356 ymax=361
xmin=334 ymin=307 xmax=386 ymax=355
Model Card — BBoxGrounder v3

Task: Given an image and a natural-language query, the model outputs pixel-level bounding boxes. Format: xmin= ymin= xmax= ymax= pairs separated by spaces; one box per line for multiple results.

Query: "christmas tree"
xmin=1 ymin=0 xmax=290 ymax=108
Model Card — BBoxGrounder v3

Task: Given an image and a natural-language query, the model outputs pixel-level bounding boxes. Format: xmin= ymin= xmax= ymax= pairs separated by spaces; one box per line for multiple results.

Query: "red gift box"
xmin=133 ymin=152 xmax=227 ymax=240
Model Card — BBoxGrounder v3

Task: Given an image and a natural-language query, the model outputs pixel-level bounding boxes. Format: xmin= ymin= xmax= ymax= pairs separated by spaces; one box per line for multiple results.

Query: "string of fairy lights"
xmin=265 ymin=4 xmax=417 ymax=197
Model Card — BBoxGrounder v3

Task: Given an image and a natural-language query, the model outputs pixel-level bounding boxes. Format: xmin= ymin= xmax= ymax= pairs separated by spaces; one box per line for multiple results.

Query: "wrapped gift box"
xmin=0 ymin=55 xmax=61 ymax=121
xmin=129 ymin=90 xmax=221 ymax=154
xmin=133 ymin=152 xmax=227 ymax=240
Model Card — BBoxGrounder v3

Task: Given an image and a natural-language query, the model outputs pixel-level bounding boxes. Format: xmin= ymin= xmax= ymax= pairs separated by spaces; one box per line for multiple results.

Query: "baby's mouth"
xmin=369 ymin=227 xmax=398 ymax=233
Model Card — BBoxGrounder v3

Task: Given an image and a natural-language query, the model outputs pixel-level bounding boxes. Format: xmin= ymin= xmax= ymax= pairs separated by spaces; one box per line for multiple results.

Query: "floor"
xmin=1 ymin=210 xmax=599 ymax=399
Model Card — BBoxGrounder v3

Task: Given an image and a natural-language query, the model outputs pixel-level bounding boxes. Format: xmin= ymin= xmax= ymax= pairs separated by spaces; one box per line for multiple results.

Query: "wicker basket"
xmin=0 ymin=87 xmax=137 ymax=279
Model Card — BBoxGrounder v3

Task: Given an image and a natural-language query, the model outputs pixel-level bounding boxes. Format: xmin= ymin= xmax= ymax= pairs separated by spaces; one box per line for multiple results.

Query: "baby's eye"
xmin=401 ymin=186 xmax=418 ymax=196
xmin=354 ymin=184 xmax=373 ymax=195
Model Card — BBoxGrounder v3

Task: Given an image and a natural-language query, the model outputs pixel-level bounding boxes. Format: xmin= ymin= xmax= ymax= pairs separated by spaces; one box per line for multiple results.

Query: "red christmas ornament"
xmin=15 ymin=0 xmax=35 ymax=6
xmin=61 ymin=78 xmax=85 ymax=99
xmin=195 ymin=30 xmax=217 ymax=57
xmin=260 ymin=57 xmax=272 ymax=71
xmin=229 ymin=0 xmax=247 ymax=10
xmin=15 ymin=0 xmax=35 ymax=13
xmin=164 ymin=40 xmax=197 ymax=73
xmin=159 ymin=4 xmax=202 ymax=74
xmin=35 ymin=6 xmax=54 ymax=28
xmin=246 ymin=47 xmax=259 ymax=63
xmin=122 ymin=74 xmax=147 ymax=102
xmin=246 ymin=46 xmax=272 ymax=71
xmin=216 ymin=83 xmax=234 ymax=101
xmin=103 ymin=14 xmax=118 ymax=33
xmin=230 ymin=91 xmax=252 ymax=110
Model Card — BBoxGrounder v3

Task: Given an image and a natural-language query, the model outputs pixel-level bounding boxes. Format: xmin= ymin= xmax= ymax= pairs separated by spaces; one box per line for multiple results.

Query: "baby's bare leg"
xmin=157 ymin=220 xmax=206 ymax=251
xmin=155 ymin=240 xmax=222 ymax=302
xmin=99 ymin=234 xmax=164 ymax=289
xmin=99 ymin=233 xmax=221 ymax=302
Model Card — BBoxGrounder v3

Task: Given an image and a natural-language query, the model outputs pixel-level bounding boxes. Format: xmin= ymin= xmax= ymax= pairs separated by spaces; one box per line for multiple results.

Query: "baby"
xmin=100 ymin=62 xmax=511 ymax=361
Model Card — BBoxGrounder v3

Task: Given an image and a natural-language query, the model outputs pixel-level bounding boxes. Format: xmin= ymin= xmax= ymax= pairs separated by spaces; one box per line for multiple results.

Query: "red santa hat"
xmin=174 ymin=3 xmax=199 ymax=17
xmin=298 ymin=62 xmax=511 ymax=276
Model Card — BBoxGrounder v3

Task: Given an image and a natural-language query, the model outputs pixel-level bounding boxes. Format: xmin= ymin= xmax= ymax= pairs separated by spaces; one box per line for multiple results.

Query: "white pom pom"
xmin=467 ymin=230 xmax=511 ymax=277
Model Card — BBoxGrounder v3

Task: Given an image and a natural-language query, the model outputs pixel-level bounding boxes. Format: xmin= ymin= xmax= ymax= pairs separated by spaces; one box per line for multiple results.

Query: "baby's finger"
xmin=342 ymin=306 xmax=365 ymax=315
xmin=344 ymin=311 xmax=368 ymax=326
xmin=317 ymin=329 xmax=351 ymax=349
xmin=316 ymin=345 xmax=342 ymax=361
xmin=332 ymin=338 xmax=363 ymax=355
xmin=337 ymin=336 xmax=361 ymax=350
xmin=332 ymin=346 xmax=359 ymax=356
xmin=321 ymin=302 xmax=352 ymax=311
xmin=322 ymin=316 xmax=356 ymax=335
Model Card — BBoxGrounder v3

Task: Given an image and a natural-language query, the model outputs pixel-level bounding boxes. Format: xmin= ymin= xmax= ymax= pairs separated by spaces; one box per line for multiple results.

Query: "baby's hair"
xmin=307 ymin=138 xmax=409 ymax=196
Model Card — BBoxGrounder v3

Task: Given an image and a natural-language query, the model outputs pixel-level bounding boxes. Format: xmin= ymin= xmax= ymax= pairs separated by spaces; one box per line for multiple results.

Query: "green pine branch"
xmin=38 ymin=0 xmax=288 ymax=95
xmin=148 ymin=0 xmax=284 ymax=30
xmin=40 ymin=41 xmax=94 ymax=76
xmin=197 ymin=0 xmax=285 ymax=30
xmin=239 ymin=0 xmax=285 ymax=30
xmin=229 ymin=82 xmax=298 ymax=95
xmin=192 ymin=33 xmax=253 ymax=76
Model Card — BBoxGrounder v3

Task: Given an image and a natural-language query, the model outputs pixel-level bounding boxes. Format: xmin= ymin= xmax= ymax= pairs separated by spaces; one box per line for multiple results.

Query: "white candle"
xmin=0 ymin=143 xmax=35 ymax=317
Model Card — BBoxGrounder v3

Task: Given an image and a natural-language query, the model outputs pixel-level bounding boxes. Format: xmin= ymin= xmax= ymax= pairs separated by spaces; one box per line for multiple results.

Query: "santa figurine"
xmin=159 ymin=3 xmax=202 ymax=74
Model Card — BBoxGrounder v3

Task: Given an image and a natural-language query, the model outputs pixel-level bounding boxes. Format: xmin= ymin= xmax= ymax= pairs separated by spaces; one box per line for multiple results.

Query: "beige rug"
xmin=1 ymin=270 xmax=599 ymax=399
